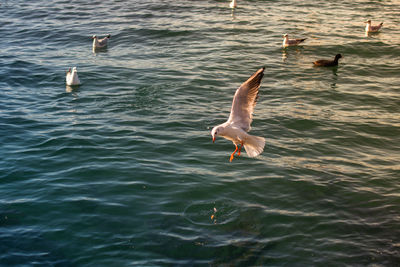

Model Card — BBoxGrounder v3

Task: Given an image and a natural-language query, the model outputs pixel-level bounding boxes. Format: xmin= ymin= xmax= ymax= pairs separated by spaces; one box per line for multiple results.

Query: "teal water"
xmin=1 ymin=0 xmax=400 ymax=265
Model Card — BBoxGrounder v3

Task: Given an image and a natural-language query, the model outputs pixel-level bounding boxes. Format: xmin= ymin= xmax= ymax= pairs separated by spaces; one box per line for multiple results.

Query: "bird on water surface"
xmin=365 ymin=20 xmax=383 ymax=33
xmin=282 ymin=33 xmax=307 ymax=47
xmin=313 ymin=54 xmax=342 ymax=67
xmin=92 ymin=34 xmax=111 ymax=49
xmin=211 ymin=67 xmax=266 ymax=162
xmin=66 ymin=67 xmax=80 ymax=86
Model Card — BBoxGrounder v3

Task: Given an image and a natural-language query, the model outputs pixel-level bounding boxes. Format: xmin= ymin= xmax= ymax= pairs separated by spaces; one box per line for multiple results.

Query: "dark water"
xmin=1 ymin=0 xmax=400 ymax=265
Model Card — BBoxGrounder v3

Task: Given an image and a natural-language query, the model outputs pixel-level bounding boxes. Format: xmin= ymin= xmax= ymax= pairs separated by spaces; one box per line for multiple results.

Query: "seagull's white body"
xmin=282 ymin=34 xmax=306 ymax=47
xmin=92 ymin=34 xmax=111 ymax=48
xmin=230 ymin=0 xmax=237 ymax=8
xmin=365 ymin=20 xmax=383 ymax=33
xmin=66 ymin=67 xmax=80 ymax=86
xmin=211 ymin=67 xmax=266 ymax=162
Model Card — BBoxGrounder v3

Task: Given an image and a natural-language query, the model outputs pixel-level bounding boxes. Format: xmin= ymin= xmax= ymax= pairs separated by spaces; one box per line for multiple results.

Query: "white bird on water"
xmin=230 ymin=0 xmax=237 ymax=9
xmin=365 ymin=20 xmax=383 ymax=33
xmin=66 ymin=67 xmax=80 ymax=86
xmin=92 ymin=34 xmax=111 ymax=49
xmin=282 ymin=33 xmax=306 ymax=47
xmin=211 ymin=67 xmax=266 ymax=162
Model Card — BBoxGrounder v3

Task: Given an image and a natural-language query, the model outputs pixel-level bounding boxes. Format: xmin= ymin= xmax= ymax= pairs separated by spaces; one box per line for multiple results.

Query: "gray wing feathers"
xmin=227 ymin=67 xmax=265 ymax=131
xmin=289 ymin=38 xmax=306 ymax=45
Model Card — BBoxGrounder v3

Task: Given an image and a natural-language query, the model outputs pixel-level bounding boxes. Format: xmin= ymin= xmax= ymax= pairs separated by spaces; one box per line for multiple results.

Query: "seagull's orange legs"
xmin=238 ymin=142 xmax=244 ymax=156
xmin=229 ymin=142 xmax=244 ymax=162
xmin=229 ymin=145 xmax=238 ymax=162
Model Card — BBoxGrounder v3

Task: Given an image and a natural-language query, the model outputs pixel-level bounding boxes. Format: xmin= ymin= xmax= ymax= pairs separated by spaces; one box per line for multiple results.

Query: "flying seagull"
xmin=211 ymin=67 xmax=266 ymax=162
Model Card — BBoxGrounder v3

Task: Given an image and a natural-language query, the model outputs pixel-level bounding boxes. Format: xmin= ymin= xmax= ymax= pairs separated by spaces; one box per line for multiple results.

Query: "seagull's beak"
xmin=212 ymin=136 xmax=216 ymax=143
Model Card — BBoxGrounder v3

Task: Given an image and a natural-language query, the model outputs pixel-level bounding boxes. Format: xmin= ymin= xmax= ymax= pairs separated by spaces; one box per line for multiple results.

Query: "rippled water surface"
xmin=1 ymin=0 xmax=400 ymax=265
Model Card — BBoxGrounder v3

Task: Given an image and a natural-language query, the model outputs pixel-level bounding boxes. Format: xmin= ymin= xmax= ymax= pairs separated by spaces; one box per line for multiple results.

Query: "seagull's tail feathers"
xmin=379 ymin=22 xmax=383 ymax=26
xmin=244 ymin=134 xmax=265 ymax=158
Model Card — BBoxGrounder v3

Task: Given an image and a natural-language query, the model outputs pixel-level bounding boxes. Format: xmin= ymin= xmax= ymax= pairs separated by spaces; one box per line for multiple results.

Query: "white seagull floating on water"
xmin=66 ymin=67 xmax=80 ymax=86
xmin=365 ymin=20 xmax=383 ymax=33
xmin=92 ymin=34 xmax=111 ymax=49
xmin=211 ymin=67 xmax=266 ymax=162
xmin=282 ymin=33 xmax=306 ymax=47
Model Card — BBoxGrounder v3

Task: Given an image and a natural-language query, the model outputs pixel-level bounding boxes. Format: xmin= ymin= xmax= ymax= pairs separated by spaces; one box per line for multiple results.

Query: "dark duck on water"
xmin=313 ymin=54 xmax=342 ymax=67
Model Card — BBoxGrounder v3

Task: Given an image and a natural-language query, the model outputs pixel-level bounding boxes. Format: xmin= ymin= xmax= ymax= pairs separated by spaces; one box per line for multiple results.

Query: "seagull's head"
xmin=365 ymin=19 xmax=371 ymax=24
xmin=211 ymin=125 xmax=225 ymax=143
xmin=92 ymin=35 xmax=97 ymax=39
xmin=283 ymin=33 xmax=288 ymax=38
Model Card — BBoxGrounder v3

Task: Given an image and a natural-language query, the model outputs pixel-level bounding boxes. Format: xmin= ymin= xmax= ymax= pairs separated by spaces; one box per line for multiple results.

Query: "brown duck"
xmin=313 ymin=54 xmax=342 ymax=67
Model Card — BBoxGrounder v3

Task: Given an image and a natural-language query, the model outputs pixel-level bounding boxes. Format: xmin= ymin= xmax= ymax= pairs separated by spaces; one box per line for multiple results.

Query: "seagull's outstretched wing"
xmin=227 ymin=67 xmax=265 ymax=132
